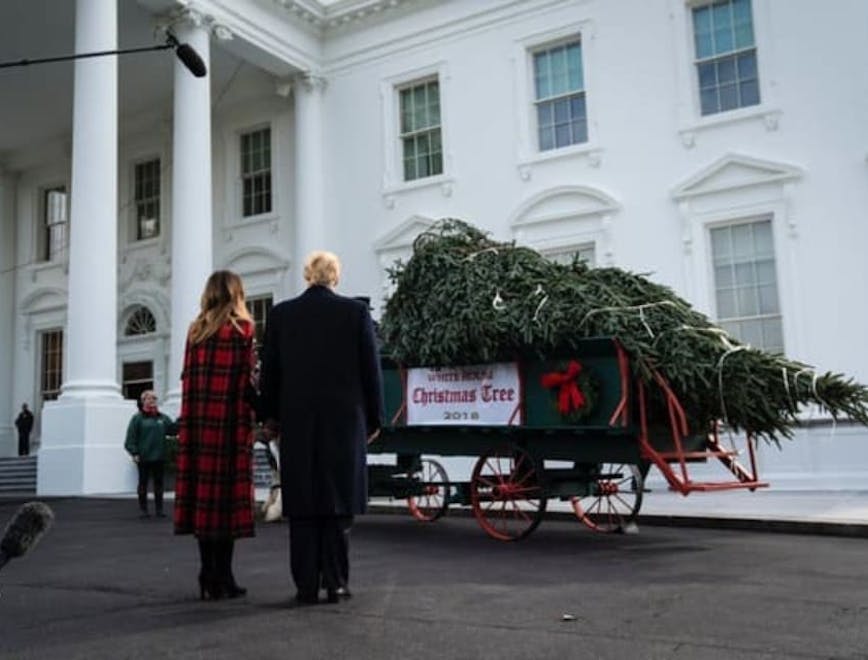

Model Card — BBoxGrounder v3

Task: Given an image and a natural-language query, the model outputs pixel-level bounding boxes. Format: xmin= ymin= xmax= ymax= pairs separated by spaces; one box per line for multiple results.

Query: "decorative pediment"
xmin=373 ymin=215 xmax=435 ymax=253
xmin=673 ymin=153 xmax=802 ymax=200
xmin=222 ymin=246 xmax=289 ymax=276
xmin=509 ymin=186 xmax=619 ymax=229
xmin=19 ymin=287 xmax=67 ymax=314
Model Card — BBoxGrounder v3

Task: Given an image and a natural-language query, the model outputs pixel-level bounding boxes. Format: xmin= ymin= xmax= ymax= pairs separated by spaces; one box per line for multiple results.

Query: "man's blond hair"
xmin=304 ymin=251 xmax=341 ymax=287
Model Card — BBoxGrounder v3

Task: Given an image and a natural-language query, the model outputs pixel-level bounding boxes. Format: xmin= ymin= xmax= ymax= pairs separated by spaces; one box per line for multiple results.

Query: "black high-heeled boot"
xmin=216 ymin=539 xmax=246 ymax=598
xmin=197 ymin=539 xmax=223 ymax=600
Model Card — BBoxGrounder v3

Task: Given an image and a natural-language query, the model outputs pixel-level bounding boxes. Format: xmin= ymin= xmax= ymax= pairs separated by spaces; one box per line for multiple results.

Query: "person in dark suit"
xmin=259 ymin=250 xmax=383 ymax=605
xmin=14 ymin=403 xmax=34 ymax=457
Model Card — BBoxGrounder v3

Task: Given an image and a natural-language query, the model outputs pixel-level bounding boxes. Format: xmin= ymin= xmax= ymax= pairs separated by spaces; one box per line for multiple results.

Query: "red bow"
xmin=540 ymin=361 xmax=586 ymax=414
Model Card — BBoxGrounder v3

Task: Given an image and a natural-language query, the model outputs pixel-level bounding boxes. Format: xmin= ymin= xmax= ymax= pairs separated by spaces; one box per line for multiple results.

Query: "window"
xmin=533 ymin=40 xmax=586 ymax=151
xmin=41 ymin=187 xmax=68 ymax=261
xmin=545 ymin=243 xmax=596 ymax=267
xmin=692 ymin=0 xmax=760 ymax=116
xmin=710 ymin=219 xmax=782 ymax=353
xmin=133 ymin=159 xmax=161 ymax=240
xmin=40 ymin=329 xmax=63 ymax=401
xmin=122 ymin=361 xmax=153 ymax=402
xmin=240 ymin=128 xmax=272 ymax=217
xmin=246 ymin=295 xmax=273 ymax=357
xmin=124 ymin=306 xmax=157 ymax=336
xmin=399 ymin=79 xmax=442 ymax=181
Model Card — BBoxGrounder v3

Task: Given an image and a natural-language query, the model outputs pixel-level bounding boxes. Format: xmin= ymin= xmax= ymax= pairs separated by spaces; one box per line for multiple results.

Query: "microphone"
xmin=175 ymin=43 xmax=207 ymax=78
xmin=165 ymin=33 xmax=207 ymax=78
xmin=0 ymin=502 xmax=54 ymax=571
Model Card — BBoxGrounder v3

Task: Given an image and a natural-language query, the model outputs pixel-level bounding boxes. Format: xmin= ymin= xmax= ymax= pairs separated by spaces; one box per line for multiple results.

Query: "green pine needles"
xmin=381 ymin=219 xmax=868 ymax=443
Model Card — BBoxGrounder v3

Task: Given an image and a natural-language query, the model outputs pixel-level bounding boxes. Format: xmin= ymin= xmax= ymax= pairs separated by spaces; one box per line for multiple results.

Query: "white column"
xmin=293 ymin=74 xmax=327 ymax=286
xmin=0 ymin=170 xmax=16 ymax=456
xmin=165 ymin=13 xmax=213 ymax=411
xmin=38 ymin=0 xmax=135 ymax=496
xmin=61 ymin=0 xmax=121 ymax=400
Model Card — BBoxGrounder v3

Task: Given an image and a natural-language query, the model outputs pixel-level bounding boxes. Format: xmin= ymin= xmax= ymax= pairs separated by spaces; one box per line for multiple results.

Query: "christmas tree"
xmin=381 ymin=219 xmax=868 ymax=443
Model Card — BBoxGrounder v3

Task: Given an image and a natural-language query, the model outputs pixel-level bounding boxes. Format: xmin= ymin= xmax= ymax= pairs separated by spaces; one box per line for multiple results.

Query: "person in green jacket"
xmin=125 ymin=390 xmax=177 ymax=518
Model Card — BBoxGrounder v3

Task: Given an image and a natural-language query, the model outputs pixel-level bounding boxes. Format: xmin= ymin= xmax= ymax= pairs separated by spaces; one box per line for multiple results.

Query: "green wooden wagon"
xmin=368 ymin=336 xmax=766 ymax=541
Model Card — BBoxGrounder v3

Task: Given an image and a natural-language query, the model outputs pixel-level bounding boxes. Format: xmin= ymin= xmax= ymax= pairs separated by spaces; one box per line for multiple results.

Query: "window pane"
xmin=693 ymin=6 xmax=713 ymax=58
xmin=400 ymin=89 xmax=413 ymax=132
xmin=431 ymin=152 xmax=443 ymax=176
xmin=566 ymin=42 xmax=583 ymax=90
xmin=698 ymin=62 xmax=717 ymax=89
xmin=551 ymin=46 xmax=568 ymax=96
xmin=762 ymin=318 xmax=784 ymax=353
xmin=554 ymin=98 xmax=570 ymax=123
xmin=711 ymin=227 xmax=731 ymax=260
xmin=570 ymin=95 xmax=586 ymax=119
xmin=717 ymin=56 xmax=736 ymax=84
xmin=739 ymin=318 xmax=763 ymax=347
xmin=700 ymin=87 xmax=718 ymax=115
xmin=413 ymin=86 xmax=427 ymax=128
xmin=403 ymin=157 xmax=416 ymax=181
xmin=734 ymin=261 xmax=754 ymax=286
xmin=740 ymin=79 xmax=760 ymax=106
xmin=714 ymin=264 xmax=734 ymax=287
xmin=571 ymin=119 xmax=588 ymax=144
xmin=716 ymin=288 xmax=737 ymax=318
xmin=539 ymin=125 xmax=555 ymax=151
xmin=533 ymin=50 xmax=550 ymax=99
xmin=758 ymin=283 xmax=779 ymax=314
xmin=554 ymin=123 xmax=570 ymax=147
xmin=537 ymin=102 xmax=554 ymax=129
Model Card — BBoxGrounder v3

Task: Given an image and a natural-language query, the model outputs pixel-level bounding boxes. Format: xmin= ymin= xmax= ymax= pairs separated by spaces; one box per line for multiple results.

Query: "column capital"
xmin=158 ymin=7 xmax=233 ymax=40
xmin=295 ymin=72 xmax=328 ymax=94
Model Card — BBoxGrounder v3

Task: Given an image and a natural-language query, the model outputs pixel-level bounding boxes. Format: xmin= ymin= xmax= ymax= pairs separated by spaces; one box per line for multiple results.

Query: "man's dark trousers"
xmin=18 ymin=431 xmax=29 ymax=457
xmin=289 ymin=515 xmax=352 ymax=597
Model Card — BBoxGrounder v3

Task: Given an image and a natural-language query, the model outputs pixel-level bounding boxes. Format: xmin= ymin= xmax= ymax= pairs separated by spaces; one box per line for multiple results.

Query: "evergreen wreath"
xmin=540 ymin=360 xmax=599 ymax=424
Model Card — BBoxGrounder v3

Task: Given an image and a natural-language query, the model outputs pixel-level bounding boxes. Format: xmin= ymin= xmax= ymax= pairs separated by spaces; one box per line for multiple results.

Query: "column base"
xmin=37 ymin=397 xmax=137 ymax=496
xmin=0 ymin=424 xmax=13 ymax=457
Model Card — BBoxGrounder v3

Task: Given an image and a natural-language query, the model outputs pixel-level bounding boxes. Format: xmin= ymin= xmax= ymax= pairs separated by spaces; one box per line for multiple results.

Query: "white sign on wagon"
xmin=405 ymin=362 xmax=523 ymax=426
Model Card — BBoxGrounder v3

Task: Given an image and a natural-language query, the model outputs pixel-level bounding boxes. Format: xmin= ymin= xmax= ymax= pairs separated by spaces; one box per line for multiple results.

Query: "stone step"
xmin=0 ymin=456 xmax=38 ymax=494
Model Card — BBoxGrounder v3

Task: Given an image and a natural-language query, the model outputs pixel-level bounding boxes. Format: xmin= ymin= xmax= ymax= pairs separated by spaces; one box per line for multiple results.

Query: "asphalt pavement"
xmin=2 ymin=497 xmax=868 ymax=659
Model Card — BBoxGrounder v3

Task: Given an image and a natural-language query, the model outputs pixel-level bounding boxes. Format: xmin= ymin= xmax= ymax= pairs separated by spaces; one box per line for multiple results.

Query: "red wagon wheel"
xmin=407 ymin=458 xmax=450 ymax=522
xmin=471 ymin=446 xmax=547 ymax=541
xmin=572 ymin=463 xmax=643 ymax=533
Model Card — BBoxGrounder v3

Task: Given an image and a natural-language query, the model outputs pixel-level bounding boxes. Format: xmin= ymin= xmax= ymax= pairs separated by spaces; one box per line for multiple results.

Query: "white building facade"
xmin=0 ymin=0 xmax=866 ymax=494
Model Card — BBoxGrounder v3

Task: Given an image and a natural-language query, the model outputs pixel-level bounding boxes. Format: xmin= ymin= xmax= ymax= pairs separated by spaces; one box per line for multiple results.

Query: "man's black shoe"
xmin=326 ymin=586 xmax=352 ymax=603
xmin=293 ymin=592 xmax=319 ymax=606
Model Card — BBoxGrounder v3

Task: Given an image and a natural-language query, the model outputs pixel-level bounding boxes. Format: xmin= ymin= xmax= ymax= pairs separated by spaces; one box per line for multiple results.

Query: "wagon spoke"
xmin=407 ymin=458 xmax=450 ymax=522
xmin=471 ymin=446 xmax=547 ymax=541
xmin=572 ymin=463 xmax=644 ymax=533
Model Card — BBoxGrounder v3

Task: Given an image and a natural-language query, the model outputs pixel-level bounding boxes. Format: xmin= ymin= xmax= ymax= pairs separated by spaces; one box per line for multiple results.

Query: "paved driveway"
xmin=1 ymin=498 xmax=866 ymax=659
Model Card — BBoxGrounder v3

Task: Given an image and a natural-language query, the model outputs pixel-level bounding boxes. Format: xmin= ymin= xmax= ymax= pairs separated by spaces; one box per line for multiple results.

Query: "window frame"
xmin=690 ymin=0 xmax=760 ymax=117
xmin=670 ymin=0 xmax=779 ymax=145
xmin=246 ymin=294 xmax=273 ymax=358
xmin=397 ymin=77 xmax=444 ymax=183
xmin=122 ymin=360 xmax=154 ymax=402
xmin=707 ymin=216 xmax=783 ymax=353
xmin=239 ymin=125 xmax=274 ymax=219
xmin=131 ymin=157 xmax=162 ymax=242
xmin=512 ymin=21 xmax=600 ymax=174
xmin=39 ymin=328 xmax=64 ymax=402
xmin=38 ymin=184 xmax=69 ymax=263
xmin=530 ymin=37 xmax=588 ymax=153
xmin=379 ymin=61 xmax=453 ymax=198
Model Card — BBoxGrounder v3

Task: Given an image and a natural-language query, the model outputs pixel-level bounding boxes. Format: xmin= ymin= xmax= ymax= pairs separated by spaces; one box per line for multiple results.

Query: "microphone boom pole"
xmin=0 ymin=34 xmax=207 ymax=78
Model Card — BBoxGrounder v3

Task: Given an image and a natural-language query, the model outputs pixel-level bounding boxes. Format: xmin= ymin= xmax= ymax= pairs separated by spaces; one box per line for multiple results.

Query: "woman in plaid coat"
xmin=174 ymin=270 xmax=256 ymax=600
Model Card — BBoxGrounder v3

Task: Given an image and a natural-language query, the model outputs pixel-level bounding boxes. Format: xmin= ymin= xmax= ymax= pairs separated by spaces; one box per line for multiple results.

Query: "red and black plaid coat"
xmin=174 ymin=320 xmax=256 ymax=539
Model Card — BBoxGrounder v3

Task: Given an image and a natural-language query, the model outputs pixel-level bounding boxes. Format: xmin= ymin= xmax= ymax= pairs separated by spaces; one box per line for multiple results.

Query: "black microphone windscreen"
xmin=175 ymin=43 xmax=207 ymax=78
xmin=0 ymin=502 xmax=54 ymax=561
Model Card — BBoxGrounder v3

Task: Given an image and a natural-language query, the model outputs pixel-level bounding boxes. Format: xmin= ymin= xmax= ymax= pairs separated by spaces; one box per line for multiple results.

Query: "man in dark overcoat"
xmin=259 ymin=250 xmax=383 ymax=605
xmin=15 ymin=403 xmax=34 ymax=457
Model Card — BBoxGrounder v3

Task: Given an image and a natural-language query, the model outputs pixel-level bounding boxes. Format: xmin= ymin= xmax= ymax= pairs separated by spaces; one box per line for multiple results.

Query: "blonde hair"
xmin=304 ymin=251 xmax=341 ymax=287
xmin=188 ymin=270 xmax=252 ymax=344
